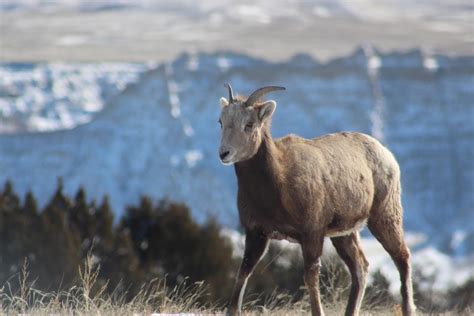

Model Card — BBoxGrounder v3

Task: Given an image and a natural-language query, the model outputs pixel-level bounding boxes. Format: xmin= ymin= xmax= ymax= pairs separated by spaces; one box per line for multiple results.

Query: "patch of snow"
xmin=423 ymin=57 xmax=439 ymax=72
xmin=451 ymin=230 xmax=467 ymax=250
xmin=363 ymin=45 xmax=385 ymax=142
xmin=0 ymin=63 xmax=151 ymax=133
xmin=404 ymin=232 xmax=427 ymax=246
xmin=364 ymin=45 xmax=382 ymax=75
xmin=217 ymin=56 xmax=231 ymax=72
xmin=187 ymin=51 xmax=199 ymax=72
xmin=221 ymin=228 xmax=245 ymax=258
xmin=182 ymin=120 xmax=195 ymax=137
xmin=184 ymin=150 xmax=203 ymax=168
xmin=165 ymin=65 xmax=181 ymax=119
xmin=411 ymin=247 xmax=473 ymax=292
xmin=357 ymin=233 xmax=474 ymax=295
xmin=422 ymin=50 xmax=439 ymax=72
xmin=164 ymin=61 xmax=198 ymax=141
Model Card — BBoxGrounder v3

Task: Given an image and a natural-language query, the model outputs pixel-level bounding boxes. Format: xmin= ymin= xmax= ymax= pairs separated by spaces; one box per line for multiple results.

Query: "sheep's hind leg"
xmin=368 ymin=215 xmax=416 ymax=316
xmin=227 ymin=230 xmax=268 ymax=316
xmin=331 ymin=232 xmax=369 ymax=316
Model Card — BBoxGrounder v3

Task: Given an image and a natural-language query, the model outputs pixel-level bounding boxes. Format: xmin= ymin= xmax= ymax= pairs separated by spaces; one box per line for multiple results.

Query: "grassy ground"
xmin=0 ymin=257 xmax=470 ymax=315
xmin=0 ymin=284 xmax=468 ymax=315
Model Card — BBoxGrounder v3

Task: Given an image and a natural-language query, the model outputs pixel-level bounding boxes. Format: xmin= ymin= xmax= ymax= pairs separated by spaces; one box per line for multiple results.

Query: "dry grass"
xmin=0 ymin=255 xmax=469 ymax=315
xmin=0 ymin=255 xmax=216 ymax=316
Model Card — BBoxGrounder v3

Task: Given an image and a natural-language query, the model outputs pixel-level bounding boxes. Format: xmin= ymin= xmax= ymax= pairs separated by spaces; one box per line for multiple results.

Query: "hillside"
xmin=0 ymin=49 xmax=473 ymax=261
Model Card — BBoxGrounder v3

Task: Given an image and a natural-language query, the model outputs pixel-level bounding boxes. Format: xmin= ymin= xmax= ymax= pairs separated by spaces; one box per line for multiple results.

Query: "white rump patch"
xmin=270 ymin=231 xmax=299 ymax=243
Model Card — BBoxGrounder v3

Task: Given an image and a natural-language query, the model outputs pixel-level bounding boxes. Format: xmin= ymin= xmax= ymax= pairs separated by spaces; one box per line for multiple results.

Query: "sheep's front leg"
xmin=302 ymin=235 xmax=325 ymax=316
xmin=227 ymin=230 xmax=268 ymax=316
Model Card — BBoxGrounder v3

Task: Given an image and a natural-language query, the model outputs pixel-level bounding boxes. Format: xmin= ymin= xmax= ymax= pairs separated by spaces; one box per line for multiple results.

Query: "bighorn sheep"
xmin=218 ymin=84 xmax=416 ymax=316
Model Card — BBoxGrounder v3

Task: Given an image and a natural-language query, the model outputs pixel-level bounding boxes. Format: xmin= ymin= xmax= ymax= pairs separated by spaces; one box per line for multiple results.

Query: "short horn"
xmin=246 ymin=86 xmax=286 ymax=107
xmin=225 ymin=83 xmax=235 ymax=103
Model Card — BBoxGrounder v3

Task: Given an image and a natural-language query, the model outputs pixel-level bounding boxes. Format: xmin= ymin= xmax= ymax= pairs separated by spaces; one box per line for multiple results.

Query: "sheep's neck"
xmin=235 ymin=127 xmax=282 ymax=189
xmin=234 ymin=127 xmax=287 ymax=230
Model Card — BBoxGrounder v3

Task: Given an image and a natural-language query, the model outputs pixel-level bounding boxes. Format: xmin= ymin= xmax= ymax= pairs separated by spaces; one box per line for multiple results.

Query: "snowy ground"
xmin=0 ymin=0 xmax=472 ymax=62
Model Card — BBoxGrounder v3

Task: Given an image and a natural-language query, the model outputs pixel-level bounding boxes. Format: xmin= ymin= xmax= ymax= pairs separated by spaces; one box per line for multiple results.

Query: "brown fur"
xmin=219 ymin=88 xmax=416 ymax=316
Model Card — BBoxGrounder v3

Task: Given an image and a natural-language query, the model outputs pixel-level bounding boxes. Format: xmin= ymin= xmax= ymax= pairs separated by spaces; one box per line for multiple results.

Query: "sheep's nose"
xmin=219 ymin=150 xmax=230 ymax=161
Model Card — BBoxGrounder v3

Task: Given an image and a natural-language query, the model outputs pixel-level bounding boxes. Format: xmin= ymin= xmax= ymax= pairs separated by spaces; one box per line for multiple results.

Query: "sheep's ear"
xmin=257 ymin=100 xmax=276 ymax=122
xmin=220 ymin=97 xmax=229 ymax=108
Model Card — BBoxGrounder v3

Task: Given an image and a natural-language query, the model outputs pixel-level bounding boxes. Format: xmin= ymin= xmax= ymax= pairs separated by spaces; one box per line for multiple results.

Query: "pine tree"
xmin=91 ymin=196 xmax=119 ymax=288
xmin=95 ymin=195 xmax=115 ymax=249
xmin=120 ymin=196 xmax=155 ymax=264
xmin=103 ymin=229 xmax=142 ymax=297
xmin=148 ymin=200 xmax=201 ymax=283
xmin=38 ymin=179 xmax=80 ymax=290
xmin=68 ymin=186 xmax=96 ymax=252
xmin=120 ymin=198 xmax=235 ymax=301
xmin=194 ymin=218 xmax=234 ymax=300
xmin=0 ymin=182 xmax=241 ymax=303
xmin=0 ymin=180 xmax=23 ymax=281
xmin=20 ymin=191 xmax=40 ymax=247
xmin=45 ymin=177 xmax=71 ymax=214
xmin=16 ymin=191 xmax=43 ymax=286
xmin=23 ymin=191 xmax=38 ymax=217
xmin=0 ymin=180 xmax=20 ymax=212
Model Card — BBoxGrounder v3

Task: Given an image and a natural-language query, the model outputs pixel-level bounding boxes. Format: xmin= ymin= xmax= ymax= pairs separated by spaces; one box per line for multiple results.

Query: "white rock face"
xmin=0 ymin=63 xmax=152 ymax=133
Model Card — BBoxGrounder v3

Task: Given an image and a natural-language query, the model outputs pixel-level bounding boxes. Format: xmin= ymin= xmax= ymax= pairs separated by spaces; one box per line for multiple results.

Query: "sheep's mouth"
xmin=221 ymin=160 xmax=234 ymax=166
xmin=220 ymin=156 xmax=235 ymax=165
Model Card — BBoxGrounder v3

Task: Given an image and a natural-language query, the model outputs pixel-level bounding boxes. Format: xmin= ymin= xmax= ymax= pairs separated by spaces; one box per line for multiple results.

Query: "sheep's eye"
xmin=244 ymin=123 xmax=253 ymax=131
xmin=218 ymin=119 xmax=222 ymax=127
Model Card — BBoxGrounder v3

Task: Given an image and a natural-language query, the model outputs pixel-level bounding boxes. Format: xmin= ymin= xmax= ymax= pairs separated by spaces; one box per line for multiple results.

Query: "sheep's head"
xmin=218 ymin=84 xmax=285 ymax=165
